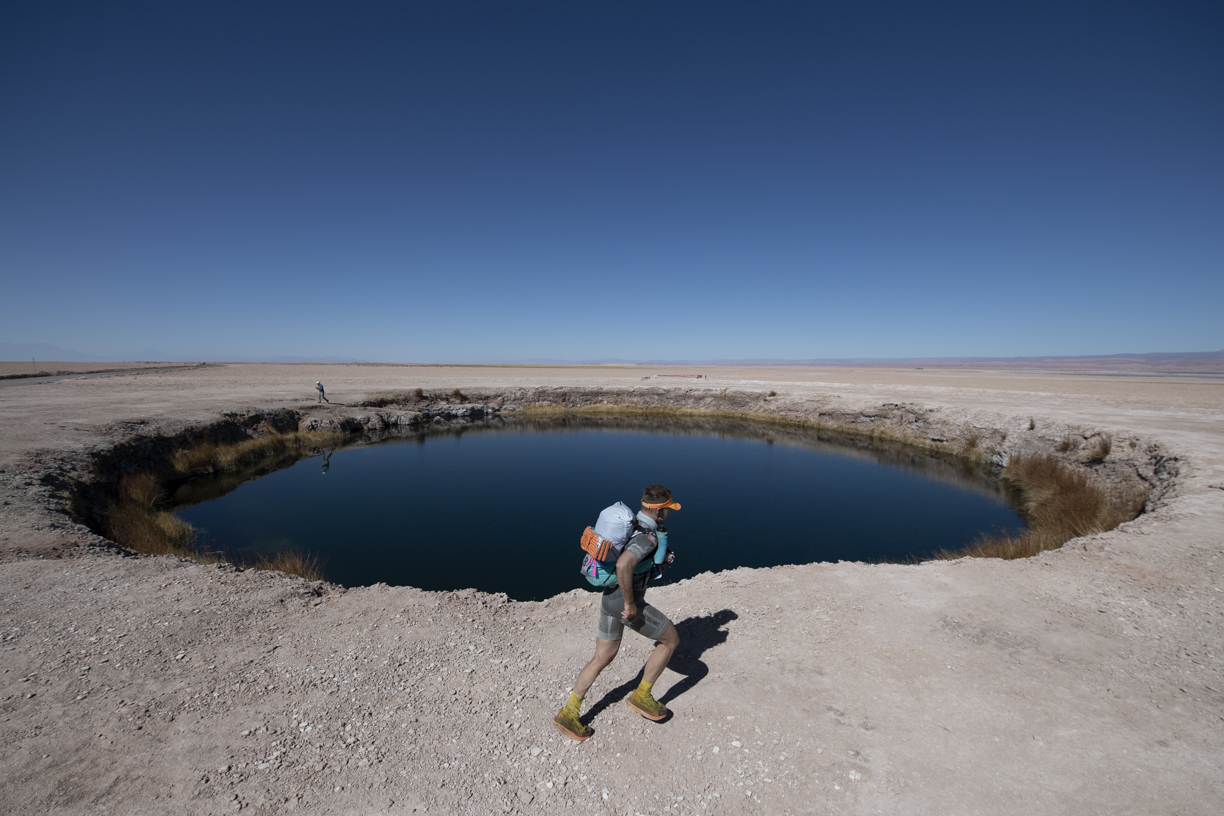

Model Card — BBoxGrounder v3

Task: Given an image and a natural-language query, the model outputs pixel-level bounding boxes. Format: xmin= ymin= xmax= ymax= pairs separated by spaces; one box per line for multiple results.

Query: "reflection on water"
xmin=174 ymin=415 xmax=1026 ymax=600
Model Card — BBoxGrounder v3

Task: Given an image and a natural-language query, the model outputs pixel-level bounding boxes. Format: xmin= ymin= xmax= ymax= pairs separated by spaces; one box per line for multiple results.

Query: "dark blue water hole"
xmin=174 ymin=416 xmax=1025 ymax=600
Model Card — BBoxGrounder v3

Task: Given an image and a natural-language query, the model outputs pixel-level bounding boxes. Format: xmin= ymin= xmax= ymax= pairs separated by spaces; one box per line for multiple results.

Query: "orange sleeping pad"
xmin=579 ymin=526 xmax=618 ymax=561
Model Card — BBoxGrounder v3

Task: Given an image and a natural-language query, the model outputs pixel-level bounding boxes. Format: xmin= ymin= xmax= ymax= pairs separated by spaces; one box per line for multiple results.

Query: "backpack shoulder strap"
xmin=626 ymin=518 xmax=659 ymax=558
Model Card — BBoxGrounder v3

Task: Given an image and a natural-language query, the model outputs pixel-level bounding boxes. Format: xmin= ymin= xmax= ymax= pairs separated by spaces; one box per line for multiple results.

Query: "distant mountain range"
xmin=548 ymin=351 xmax=1224 ymax=366
xmin=2 ymin=342 xmax=1222 ymax=372
xmin=0 ymin=343 xmax=365 ymax=364
xmin=493 ymin=352 xmax=1224 ymax=373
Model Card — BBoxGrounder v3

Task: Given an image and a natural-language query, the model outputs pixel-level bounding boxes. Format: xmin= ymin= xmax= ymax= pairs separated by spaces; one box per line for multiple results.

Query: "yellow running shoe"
xmin=553 ymin=706 xmax=593 ymax=741
xmin=626 ymin=686 xmax=668 ymax=721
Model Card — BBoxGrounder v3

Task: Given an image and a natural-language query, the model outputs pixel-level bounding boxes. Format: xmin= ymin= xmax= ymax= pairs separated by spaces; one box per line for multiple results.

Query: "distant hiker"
xmin=315 ymin=381 xmax=329 ymax=403
xmin=553 ymin=484 xmax=682 ymax=741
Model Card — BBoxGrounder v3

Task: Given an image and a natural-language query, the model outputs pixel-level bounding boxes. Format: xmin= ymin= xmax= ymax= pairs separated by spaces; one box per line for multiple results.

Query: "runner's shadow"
xmin=659 ymin=609 xmax=736 ymax=706
xmin=581 ymin=609 xmax=737 ymax=725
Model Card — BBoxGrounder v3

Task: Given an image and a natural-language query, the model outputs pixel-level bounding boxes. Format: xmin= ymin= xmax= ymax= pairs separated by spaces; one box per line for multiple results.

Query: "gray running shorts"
xmin=596 ymin=594 xmax=671 ymax=642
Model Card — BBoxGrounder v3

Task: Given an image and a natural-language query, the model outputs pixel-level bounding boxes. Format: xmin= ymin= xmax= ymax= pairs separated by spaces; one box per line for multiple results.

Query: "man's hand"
xmin=622 ymin=600 xmax=638 ymax=621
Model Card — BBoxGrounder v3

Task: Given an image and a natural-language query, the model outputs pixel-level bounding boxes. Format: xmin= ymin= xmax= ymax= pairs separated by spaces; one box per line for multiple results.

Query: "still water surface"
xmin=175 ymin=417 xmax=1025 ymax=600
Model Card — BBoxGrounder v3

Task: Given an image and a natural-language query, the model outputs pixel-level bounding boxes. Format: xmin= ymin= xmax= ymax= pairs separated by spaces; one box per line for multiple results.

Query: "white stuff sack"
xmin=593 ymin=501 xmax=635 ymax=549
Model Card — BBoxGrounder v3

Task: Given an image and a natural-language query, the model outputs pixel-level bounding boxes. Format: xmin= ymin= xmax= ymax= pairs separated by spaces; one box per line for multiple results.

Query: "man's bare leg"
xmin=554 ymin=638 xmax=621 ymax=740
xmin=574 ymin=637 xmax=621 ymax=697
xmin=642 ymin=624 xmax=679 ymax=684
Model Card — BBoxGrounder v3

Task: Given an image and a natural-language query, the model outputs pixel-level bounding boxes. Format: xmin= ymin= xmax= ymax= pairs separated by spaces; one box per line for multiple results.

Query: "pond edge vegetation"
xmin=96 ymin=428 xmax=346 ymax=579
xmin=68 ymin=387 xmax=1174 ymax=579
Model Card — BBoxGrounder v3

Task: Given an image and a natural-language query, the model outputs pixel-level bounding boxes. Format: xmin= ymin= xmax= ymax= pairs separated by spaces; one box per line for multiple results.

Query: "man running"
xmin=553 ymin=484 xmax=682 ymax=741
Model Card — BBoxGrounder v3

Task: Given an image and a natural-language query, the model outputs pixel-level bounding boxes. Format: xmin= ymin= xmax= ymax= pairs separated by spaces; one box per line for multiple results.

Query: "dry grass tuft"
xmin=767 ymin=390 xmax=777 ymax=397
xmin=1028 ymin=417 xmax=1036 ymax=431
xmin=172 ymin=431 xmax=343 ymax=477
xmin=412 ymin=387 xmax=425 ymax=400
xmin=1087 ymin=434 xmax=1112 ymax=461
xmin=937 ymin=453 xmax=1147 ymax=560
xmin=450 ymin=388 xmax=466 ymax=401
xmin=172 ymin=443 xmax=220 ymax=475
xmin=1056 ymin=435 xmax=1077 ymax=453
xmin=105 ymin=475 xmax=196 ymax=557
xmin=245 ymin=549 xmax=325 ymax=581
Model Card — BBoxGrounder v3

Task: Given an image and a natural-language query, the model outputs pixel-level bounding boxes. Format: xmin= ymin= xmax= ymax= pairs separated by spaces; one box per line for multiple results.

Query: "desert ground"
xmin=1 ymin=363 xmax=1222 ymax=815
xmin=0 ymin=361 xmax=192 ymax=379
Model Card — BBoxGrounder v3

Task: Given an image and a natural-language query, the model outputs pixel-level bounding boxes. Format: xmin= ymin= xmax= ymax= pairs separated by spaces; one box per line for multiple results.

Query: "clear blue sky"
xmin=2 ymin=1 xmax=1220 ymax=362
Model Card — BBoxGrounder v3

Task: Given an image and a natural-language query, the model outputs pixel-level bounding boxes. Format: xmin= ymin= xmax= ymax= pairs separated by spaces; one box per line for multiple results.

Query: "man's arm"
xmin=616 ymin=549 xmax=640 ymax=620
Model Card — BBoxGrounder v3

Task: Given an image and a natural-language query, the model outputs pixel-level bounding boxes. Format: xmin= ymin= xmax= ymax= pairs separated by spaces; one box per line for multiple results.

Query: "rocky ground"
xmin=1 ymin=364 xmax=1222 ymax=815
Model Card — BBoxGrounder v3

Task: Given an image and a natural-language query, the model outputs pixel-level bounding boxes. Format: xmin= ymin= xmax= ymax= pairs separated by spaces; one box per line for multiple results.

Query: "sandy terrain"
xmin=1 ymin=363 xmax=1222 ymax=815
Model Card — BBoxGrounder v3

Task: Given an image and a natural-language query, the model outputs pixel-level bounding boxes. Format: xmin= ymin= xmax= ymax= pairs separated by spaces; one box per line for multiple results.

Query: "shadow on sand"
xmin=582 ymin=609 xmax=737 ymax=727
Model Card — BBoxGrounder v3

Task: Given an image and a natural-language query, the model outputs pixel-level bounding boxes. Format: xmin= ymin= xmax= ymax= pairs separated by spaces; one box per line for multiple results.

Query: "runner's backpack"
xmin=579 ymin=502 xmax=649 ymax=588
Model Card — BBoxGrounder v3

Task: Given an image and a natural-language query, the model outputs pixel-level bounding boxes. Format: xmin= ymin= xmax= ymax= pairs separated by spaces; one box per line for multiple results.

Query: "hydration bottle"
xmin=653 ymin=528 xmax=668 ymax=565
